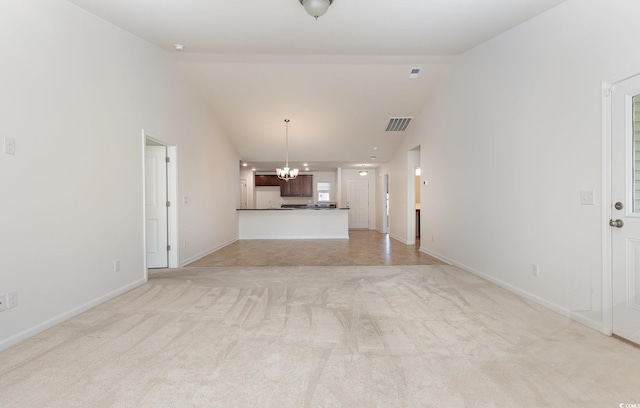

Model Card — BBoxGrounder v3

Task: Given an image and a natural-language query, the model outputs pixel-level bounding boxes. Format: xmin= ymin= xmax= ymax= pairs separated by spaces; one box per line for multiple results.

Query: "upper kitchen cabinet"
xmin=280 ymin=175 xmax=313 ymax=197
xmin=255 ymin=175 xmax=281 ymax=186
xmin=255 ymin=174 xmax=313 ymax=197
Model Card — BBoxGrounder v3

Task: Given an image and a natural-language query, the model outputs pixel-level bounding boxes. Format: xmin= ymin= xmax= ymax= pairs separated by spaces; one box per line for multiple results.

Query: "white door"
xmin=346 ymin=178 xmax=369 ymax=229
xmin=145 ymin=145 xmax=169 ymax=268
xmin=611 ymin=74 xmax=640 ymax=344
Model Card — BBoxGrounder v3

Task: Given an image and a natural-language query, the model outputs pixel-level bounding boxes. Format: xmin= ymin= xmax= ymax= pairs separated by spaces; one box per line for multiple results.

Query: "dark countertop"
xmin=237 ymin=208 xmax=348 ymax=211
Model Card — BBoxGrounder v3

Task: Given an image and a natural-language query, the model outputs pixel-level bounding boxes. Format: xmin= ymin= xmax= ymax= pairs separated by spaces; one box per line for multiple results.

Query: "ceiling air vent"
xmin=386 ymin=117 xmax=413 ymax=132
xmin=409 ymin=68 xmax=421 ymax=79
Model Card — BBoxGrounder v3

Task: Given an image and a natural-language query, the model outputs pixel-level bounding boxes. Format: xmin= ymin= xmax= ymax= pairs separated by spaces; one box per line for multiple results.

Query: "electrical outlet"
xmin=7 ymin=291 xmax=18 ymax=309
xmin=0 ymin=293 xmax=5 ymax=312
xmin=114 ymin=260 xmax=120 ymax=272
xmin=532 ymin=264 xmax=539 ymax=277
xmin=183 ymin=240 xmax=187 ymax=248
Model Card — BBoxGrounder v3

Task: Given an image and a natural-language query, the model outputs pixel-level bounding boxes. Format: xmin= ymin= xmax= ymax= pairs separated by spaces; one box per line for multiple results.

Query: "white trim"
xmin=179 ymin=238 xmax=238 ymax=267
xmin=602 ymin=81 xmax=613 ymax=335
xmin=0 ymin=278 xmax=146 ymax=352
xmin=406 ymin=149 xmax=420 ymax=245
xmin=167 ymin=145 xmax=178 ymax=268
xmin=141 ymin=130 xmax=148 ymax=279
xmin=390 ymin=232 xmax=407 ymax=244
xmin=420 ymin=248 xmax=604 ymax=333
xmin=383 ymin=173 xmax=390 ymax=234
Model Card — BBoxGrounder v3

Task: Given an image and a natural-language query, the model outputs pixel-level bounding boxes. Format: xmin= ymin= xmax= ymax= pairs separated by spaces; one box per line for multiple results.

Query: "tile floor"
xmin=187 ymin=230 xmax=445 ymax=267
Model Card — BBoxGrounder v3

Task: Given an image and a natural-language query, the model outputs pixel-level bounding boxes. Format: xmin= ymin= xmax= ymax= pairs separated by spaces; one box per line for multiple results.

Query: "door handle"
xmin=609 ymin=219 xmax=624 ymax=228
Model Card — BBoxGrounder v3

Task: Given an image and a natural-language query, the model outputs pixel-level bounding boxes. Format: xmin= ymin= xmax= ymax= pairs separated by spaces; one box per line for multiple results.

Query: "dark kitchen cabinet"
xmin=280 ymin=175 xmax=313 ymax=197
xmin=254 ymin=175 xmax=281 ymax=186
xmin=255 ymin=174 xmax=313 ymax=197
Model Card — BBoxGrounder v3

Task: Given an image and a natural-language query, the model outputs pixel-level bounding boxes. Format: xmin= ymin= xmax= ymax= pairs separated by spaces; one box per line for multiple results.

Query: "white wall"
xmin=0 ymin=0 xmax=239 ymax=350
xmin=411 ymin=0 xmax=640 ymax=330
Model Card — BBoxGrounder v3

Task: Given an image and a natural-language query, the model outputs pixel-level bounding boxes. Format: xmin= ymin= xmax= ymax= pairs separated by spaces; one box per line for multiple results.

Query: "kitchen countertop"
xmin=238 ymin=205 xmax=349 ymax=239
xmin=237 ymin=207 xmax=348 ymax=210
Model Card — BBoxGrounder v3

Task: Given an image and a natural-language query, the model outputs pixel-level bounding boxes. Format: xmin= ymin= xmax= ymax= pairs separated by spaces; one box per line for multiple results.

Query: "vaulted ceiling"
xmin=67 ymin=0 xmax=566 ymax=171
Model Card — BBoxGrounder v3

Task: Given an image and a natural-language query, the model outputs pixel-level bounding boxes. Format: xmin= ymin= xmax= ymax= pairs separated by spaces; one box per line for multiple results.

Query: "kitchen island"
xmin=237 ymin=207 xmax=349 ymax=239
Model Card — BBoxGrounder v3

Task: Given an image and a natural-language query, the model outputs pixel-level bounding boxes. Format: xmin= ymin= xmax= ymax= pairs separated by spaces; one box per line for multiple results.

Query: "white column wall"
xmin=0 ymin=0 xmax=239 ymax=350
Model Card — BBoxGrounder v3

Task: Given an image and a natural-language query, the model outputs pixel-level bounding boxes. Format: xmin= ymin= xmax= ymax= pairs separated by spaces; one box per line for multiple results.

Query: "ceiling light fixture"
xmin=299 ymin=0 xmax=333 ymax=20
xmin=276 ymin=119 xmax=299 ymax=182
xmin=359 ymin=165 xmax=368 ymax=177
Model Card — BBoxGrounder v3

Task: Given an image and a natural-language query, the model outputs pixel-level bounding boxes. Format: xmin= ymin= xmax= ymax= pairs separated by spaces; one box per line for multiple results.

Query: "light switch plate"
xmin=3 ymin=137 xmax=16 ymax=155
xmin=7 ymin=291 xmax=18 ymax=309
xmin=580 ymin=190 xmax=595 ymax=205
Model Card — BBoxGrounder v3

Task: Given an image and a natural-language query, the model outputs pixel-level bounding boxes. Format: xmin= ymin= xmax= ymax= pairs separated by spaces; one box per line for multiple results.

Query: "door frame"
xmin=602 ymin=73 xmax=640 ymax=336
xmin=407 ymin=148 xmax=420 ymax=245
xmin=141 ymin=130 xmax=178 ymax=277
xmin=383 ymin=173 xmax=390 ymax=234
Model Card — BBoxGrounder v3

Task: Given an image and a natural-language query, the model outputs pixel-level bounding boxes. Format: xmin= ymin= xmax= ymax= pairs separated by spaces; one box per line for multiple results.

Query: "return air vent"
xmin=385 ymin=117 xmax=413 ymax=132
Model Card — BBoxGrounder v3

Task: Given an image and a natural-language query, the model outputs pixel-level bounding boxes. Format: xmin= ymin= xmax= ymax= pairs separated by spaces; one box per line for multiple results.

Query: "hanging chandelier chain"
xmin=285 ymin=119 xmax=290 ymax=166
xmin=277 ymin=118 xmax=298 ymax=181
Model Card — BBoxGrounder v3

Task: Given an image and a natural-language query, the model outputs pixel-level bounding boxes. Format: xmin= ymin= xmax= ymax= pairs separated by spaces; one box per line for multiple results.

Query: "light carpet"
xmin=1 ymin=265 xmax=639 ymax=407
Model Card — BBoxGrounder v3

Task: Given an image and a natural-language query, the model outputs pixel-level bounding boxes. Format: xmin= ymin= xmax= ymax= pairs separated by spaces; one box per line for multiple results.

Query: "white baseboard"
xmin=421 ymin=248 xmax=605 ymax=333
xmin=0 ymin=277 xmax=147 ymax=352
xmin=179 ymin=238 xmax=238 ymax=267
xmin=568 ymin=311 xmax=603 ymax=333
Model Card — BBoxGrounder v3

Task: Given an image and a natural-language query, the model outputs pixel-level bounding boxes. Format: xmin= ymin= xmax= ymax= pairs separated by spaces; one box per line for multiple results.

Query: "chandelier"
xmin=299 ymin=0 xmax=333 ymax=20
xmin=276 ymin=119 xmax=299 ymax=181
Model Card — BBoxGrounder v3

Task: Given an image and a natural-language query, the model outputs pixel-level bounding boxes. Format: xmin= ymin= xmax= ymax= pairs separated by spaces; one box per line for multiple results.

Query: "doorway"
xmin=143 ymin=132 xmax=178 ymax=270
xmin=383 ymin=174 xmax=390 ymax=234
xmin=407 ymin=147 xmax=420 ymax=245
xmin=607 ymin=74 xmax=640 ymax=345
xmin=346 ymin=178 xmax=369 ymax=229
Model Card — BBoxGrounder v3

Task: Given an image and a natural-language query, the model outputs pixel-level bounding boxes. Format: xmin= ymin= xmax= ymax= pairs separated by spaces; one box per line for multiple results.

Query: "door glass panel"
xmin=634 ymin=95 xmax=640 ymax=212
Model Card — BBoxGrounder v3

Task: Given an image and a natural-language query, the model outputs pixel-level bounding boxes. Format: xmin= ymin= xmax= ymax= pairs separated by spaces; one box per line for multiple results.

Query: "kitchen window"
xmin=317 ymin=182 xmax=331 ymax=202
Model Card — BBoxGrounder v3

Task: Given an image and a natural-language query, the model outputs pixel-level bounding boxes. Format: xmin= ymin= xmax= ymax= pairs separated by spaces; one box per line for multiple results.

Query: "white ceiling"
xmin=67 ymin=0 xmax=566 ymax=171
